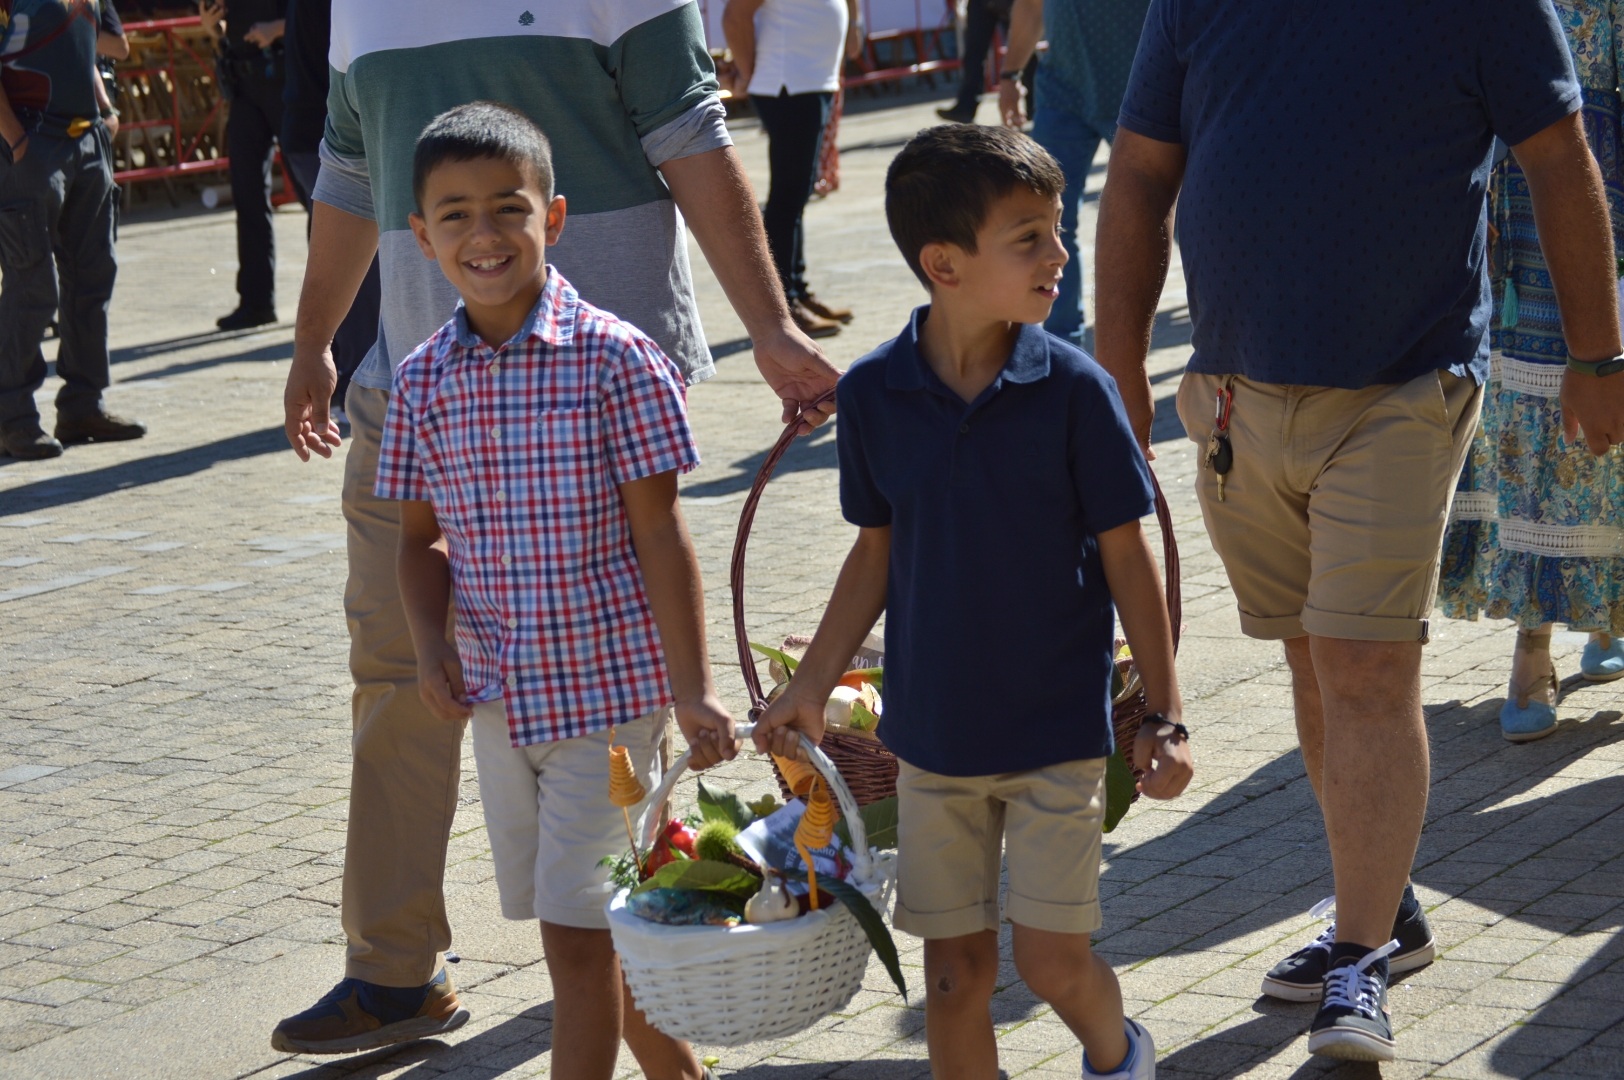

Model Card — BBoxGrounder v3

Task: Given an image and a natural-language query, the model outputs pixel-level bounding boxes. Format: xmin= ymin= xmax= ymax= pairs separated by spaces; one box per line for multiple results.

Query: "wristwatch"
xmin=999 ymin=71 xmax=1021 ymax=81
xmin=1567 ymin=354 xmax=1624 ymax=377
xmin=1142 ymin=712 xmax=1190 ymax=740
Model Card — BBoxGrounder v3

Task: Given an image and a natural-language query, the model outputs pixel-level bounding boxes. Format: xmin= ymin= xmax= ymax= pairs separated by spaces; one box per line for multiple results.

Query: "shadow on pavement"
xmin=0 ymin=426 xmax=288 ymax=510
xmin=679 ymin=421 xmax=838 ymax=499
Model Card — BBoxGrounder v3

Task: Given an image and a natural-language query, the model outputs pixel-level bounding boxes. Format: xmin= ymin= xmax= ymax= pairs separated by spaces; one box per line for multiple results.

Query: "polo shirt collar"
xmin=884 ymin=305 xmax=1052 ymax=395
xmin=451 ymin=265 xmax=576 ymax=352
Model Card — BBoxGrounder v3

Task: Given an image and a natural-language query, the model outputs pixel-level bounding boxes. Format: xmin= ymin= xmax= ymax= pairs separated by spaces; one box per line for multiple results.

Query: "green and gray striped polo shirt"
xmin=312 ymin=0 xmax=728 ymax=390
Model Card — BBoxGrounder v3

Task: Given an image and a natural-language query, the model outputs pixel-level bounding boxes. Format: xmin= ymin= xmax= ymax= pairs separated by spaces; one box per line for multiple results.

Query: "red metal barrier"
xmin=114 ymin=16 xmax=294 ymax=205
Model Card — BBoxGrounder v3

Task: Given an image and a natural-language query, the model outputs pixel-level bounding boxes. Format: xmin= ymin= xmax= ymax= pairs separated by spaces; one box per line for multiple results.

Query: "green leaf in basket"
xmin=631 ymin=858 xmax=762 ymax=902
xmin=1102 ymin=746 xmax=1137 ymax=834
xmin=696 ymin=777 xmax=755 ymax=830
xmin=750 ymin=641 xmax=800 ymax=674
xmin=848 ymin=700 xmax=880 ymax=733
xmin=782 ymin=869 xmax=906 ymax=1000
xmin=833 ymin=795 xmax=898 ymax=852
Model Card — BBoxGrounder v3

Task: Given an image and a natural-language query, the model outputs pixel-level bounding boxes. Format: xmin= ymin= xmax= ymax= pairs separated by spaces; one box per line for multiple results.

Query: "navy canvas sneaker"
xmin=270 ymin=968 xmax=470 ymax=1054
xmin=1307 ymin=941 xmax=1399 ymax=1061
xmin=1261 ymin=888 xmax=1434 ymax=1002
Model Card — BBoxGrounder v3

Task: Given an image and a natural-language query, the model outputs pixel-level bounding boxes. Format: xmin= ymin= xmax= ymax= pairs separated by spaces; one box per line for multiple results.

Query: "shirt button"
xmin=506 ymin=674 xmax=517 ymax=688
xmin=507 ymin=617 xmax=518 ymax=629
xmin=959 ymin=423 xmax=970 ymax=434
xmin=501 ymin=554 xmax=512 ymax=566
xmin=489 ymin=362 xmax=501 ymax=375
xmin=491 ymin=426 xmax=501 ymax=439
xmin=495 ymin=490 xmax=506 ymax=502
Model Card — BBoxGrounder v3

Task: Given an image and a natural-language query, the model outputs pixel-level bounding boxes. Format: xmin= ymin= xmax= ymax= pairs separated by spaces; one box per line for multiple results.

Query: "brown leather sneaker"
xmin=54 ymin=410 xmax=146 ymax=445
xmin=790 ymin=297 xmax=841 ymax=339
xmin=799 ymin=293 xmax=853 ymax=323
xmin=2 ymin=424 xmax=64 ymax=460
xmin=270 ymin=969 xmax=471 ymax=1055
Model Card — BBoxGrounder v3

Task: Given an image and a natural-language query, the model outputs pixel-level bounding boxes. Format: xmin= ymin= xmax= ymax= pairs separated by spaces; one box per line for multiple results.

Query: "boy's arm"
xmin=754 ymin=526 xmax=890 ymax=761
xmin=619 ymin=470 xmax=739 ymax=770
xmin=397 ymin=499 xmax=470 ymax=721
xmin=1096 ymin=518 xmax=1193 ymax=800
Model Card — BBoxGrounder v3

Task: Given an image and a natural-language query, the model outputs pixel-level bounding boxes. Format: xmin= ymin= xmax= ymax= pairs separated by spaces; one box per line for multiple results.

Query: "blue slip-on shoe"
xmin=1082 ymin=1017 xmax=1155 ymax=1079
xmin=1580 ymin=633 xmax=1624 ymax=682
xmin=1502 ymin=630 xmax=1559 ymax=743
xmin=270 ymin=968 xmax=470 ymax=1054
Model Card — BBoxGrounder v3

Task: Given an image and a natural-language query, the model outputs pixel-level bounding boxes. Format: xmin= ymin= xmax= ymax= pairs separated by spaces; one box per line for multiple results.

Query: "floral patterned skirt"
xmin=1437 ymin=90 xmax=1624 ymax=632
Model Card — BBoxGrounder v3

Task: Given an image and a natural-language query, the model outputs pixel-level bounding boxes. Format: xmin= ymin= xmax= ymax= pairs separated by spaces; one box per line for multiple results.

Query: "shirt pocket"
xmin=533 ymin=407 xmax=605 ymax=505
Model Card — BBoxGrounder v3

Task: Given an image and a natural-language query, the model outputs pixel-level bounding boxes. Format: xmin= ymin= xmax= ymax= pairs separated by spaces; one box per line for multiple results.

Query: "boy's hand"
xmin=1133 ymin=720 xmax=1193 ymax=800
xmin=417 ymin=641 xmax=472 ymax=722
xmin=754 ymin=686 xmax=827 ymax=761
xmin=675 ymin=692 xmax=739 ymax=770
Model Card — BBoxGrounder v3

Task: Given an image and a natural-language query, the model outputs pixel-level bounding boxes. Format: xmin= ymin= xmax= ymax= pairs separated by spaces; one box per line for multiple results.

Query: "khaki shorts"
xmin=893 ymin=757 xmax=1106 ymax=939
xmin=470 ymin=702 xmax=665 ymax=928
xmin=1177 ymin=369 xmax=1482 ymax=642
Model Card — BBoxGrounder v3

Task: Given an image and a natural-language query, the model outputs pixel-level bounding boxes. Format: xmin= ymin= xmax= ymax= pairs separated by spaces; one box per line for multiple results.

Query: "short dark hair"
xmin=412 ymin=102 xmax=555 ymax=212
xmin=884 ymin=125 xmax=1066 ymax=287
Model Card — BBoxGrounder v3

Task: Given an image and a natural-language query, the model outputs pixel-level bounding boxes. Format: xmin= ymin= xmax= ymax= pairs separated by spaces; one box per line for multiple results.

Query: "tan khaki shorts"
xmin=1177 ymin=370 xmax=1482 ymax=642
xmin=893 ymin=757 xmax=1106 ymax=939
xmin=470 ymin=702 xmax=665 ymax=928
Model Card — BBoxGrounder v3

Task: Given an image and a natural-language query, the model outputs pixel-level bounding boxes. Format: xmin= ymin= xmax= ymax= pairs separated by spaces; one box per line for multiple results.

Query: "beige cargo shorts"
xmin=1176 ymin=369 xmax=1482 ymax=642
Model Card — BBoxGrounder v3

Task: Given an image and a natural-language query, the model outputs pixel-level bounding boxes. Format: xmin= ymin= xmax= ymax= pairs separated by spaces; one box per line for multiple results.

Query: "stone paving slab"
xmin=1 ymin=97 xmax=1622 ymax=1080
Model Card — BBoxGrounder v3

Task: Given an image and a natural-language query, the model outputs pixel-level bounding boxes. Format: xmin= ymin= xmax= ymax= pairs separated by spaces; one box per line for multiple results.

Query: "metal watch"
xmin=1567 ymin=354 xmax=1624 ymax=377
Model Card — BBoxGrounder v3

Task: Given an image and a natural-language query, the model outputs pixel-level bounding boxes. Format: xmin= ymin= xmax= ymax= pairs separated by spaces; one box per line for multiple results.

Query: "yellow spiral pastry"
xmin=794 ymin=773 xmax=839 ymax=911
xmin=609 ymin=738 xmax=646 ymax=808
xmin=773 ymin=753 xmax=818 ymax=797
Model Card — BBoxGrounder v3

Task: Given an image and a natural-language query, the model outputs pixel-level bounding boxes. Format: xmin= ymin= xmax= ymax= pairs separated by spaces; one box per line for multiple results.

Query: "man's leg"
xmin=943 ymin=0 xmax=998 ymax=118
xmin=0 ymin=137 xmax=66 ymax=452
xmin=225 ymin=84 xmax=277 ymax=317
xmin=52 ymin=129 xmax=128 ymax=428
xmin=1029 ymin=105 xmax=1102 ymax=341
xmin=751 ymin=91 xmax=828 ymax=297
xmin=337 ymin=383 xmax=466 ymax=987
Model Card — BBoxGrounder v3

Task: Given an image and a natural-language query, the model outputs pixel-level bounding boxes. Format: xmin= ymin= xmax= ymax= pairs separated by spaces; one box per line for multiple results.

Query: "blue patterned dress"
xmin=1438 ymin=0 xmax=1624 ymax=632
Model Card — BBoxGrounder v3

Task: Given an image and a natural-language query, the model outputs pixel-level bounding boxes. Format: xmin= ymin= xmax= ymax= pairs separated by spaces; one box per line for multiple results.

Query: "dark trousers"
xmin=226 ymin=72 xmax=286 ymax=311
xmin=0 ymin=126 xmax=118 ymax=430
xmin=952 ymin=0 xmax=1002 ymax=109
xmin=750 ymin=89 xmax=833 ymax=299
xmin=285 ymin=150 xmax=380 ymax=405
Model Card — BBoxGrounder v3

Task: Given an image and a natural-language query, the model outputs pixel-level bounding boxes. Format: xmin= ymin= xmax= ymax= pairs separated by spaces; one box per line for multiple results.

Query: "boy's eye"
xmin=441 ymin=210 xmax=467 ymax=221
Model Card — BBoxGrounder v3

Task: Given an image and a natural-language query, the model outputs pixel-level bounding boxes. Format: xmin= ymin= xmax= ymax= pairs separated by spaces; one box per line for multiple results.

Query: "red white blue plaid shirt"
xmin=375 ymin=270 xmax=700 ymax=746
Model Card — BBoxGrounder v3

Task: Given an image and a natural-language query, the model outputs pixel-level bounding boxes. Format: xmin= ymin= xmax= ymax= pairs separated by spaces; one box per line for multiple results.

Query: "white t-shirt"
xmin=747 ymin=0 xmax=848 ymax=96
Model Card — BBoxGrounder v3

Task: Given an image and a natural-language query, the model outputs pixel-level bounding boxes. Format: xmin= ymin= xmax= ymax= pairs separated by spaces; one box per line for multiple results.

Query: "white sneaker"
xmin=1082 ymin=1018 xmax=1155 ymax=1079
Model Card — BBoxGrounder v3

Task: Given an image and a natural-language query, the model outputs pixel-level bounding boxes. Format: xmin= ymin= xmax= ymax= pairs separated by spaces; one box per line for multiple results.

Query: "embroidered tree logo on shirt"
xmin=518 ymin=10 xmax=535 ymax=25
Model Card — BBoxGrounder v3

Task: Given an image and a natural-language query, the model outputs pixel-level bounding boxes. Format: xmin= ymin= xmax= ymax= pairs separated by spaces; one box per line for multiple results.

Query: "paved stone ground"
xmin=1 ymin=98 xmax=1622 ymax=1080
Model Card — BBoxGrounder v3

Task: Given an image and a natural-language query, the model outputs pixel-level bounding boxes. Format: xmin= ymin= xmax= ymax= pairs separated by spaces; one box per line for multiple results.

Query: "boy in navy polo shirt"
xmin=757 ymin=125 xmax=1193 ymax=1080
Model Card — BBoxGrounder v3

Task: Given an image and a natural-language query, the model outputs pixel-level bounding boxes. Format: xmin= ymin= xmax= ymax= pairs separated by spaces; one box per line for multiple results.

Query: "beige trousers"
xmin=338 ymin=383 xmax=466 ymax=987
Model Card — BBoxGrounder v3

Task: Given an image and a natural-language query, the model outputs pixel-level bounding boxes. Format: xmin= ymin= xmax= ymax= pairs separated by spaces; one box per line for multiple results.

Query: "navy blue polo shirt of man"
xmin=836 ymin=307 xmax=1155 ymax=777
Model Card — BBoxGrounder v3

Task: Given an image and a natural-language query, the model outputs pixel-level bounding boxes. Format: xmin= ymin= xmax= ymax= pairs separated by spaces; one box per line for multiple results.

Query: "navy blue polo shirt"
xmin=1117 ymin=0 xmax=1580 ymax=389
xmin=837 ymin=309 xmax=1156 ymax=778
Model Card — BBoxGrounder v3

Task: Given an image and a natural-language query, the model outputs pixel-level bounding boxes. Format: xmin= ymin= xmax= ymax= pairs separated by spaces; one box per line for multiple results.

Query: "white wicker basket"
xmin=608 ymin=720 xmax=894 ymax=1047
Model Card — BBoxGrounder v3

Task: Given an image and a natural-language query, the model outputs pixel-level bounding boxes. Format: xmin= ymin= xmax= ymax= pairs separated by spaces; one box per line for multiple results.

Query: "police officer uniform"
xmin=215 ymin=0 xmax=288 ymax=330
xmin=0 ymin=0 xmax=144 ymax=459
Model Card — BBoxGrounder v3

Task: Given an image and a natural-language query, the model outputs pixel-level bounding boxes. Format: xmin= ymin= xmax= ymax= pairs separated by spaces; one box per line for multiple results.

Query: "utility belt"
xmin=9 ymin=107 xmax=108 ymax=143
xmin=216 ymin=47 xmax=286 ymax=95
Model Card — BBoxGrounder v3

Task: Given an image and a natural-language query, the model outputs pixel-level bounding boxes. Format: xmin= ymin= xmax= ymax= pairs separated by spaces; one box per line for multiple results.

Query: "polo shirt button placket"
xmin=959 ymin=423 xmax=970 ymax=435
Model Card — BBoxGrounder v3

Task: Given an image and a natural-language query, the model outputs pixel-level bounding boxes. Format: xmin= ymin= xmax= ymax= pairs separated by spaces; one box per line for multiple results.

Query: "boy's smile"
xmin=409 ymin=157 xmax=565 ymax=346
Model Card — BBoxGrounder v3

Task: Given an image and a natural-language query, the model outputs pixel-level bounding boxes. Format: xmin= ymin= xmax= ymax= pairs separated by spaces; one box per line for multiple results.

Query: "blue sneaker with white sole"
xmin=1580 ymin=633 xmax=1624 ymax=682
xmin=1082 ymin=1018 xmax=1155 ymax=1079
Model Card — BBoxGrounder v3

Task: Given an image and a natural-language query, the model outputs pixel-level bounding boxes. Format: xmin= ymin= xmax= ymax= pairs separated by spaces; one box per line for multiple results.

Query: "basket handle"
xmin=638 ymin=720 xmax=878 ymax=886
xmin=1149 ymin=468 xmax=1181 ymax=651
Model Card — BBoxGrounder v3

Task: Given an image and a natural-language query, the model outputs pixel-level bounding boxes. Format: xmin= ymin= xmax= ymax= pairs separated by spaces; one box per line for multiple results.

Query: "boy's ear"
xmin=544 ymin=194 xmax=567 ymax=246
xmin=408 ymin=211 xmax=436 ymax=261
xmin=918 ymin=241 xmax=961 ymax=291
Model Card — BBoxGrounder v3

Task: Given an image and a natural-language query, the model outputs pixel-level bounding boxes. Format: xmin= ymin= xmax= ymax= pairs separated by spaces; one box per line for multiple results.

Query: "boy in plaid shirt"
xmin=375 ymin=103 xmax=736 ymax=1080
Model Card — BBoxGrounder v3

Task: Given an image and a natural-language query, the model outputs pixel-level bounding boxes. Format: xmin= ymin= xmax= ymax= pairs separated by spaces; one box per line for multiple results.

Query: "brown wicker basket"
xmin=732 ymin=398 xmax=1180 ymax=809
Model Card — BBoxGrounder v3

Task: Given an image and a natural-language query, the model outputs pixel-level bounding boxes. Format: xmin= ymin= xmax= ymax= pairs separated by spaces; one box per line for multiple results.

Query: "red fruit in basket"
xmin=643 ymin=820 xmax=698 ymax=874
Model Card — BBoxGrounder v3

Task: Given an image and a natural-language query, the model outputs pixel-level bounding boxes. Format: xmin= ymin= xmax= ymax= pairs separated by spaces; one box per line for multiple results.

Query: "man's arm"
xmin=0 ymin=83 xmax=28 ymax=163
xmin=619 ymin=470 xmax=738 ymax=769
xmin=397 ymin=499 xmax=470 ymax=721
xmin=998 ymin=0 xmax=1044 ymax=128
xmin=97 ymin=30 xmax=130 ymax=60
xmin=1512 ymin=111 xmax=1624 ymax=454
xmin=661 ymin=147 xmax=841 ymax=430
xmin=1093 ymin=128 xmax=1186 ymax=455
xmin=720 ymin=0 xmax=763 ymax=96
xmin=1096 ymin=518 xmax=1192 ymax=800
xmin=754 ymin=525 xmax=889 ymax=760
xmin=284 ymin=200 xmax=378 ymax=459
